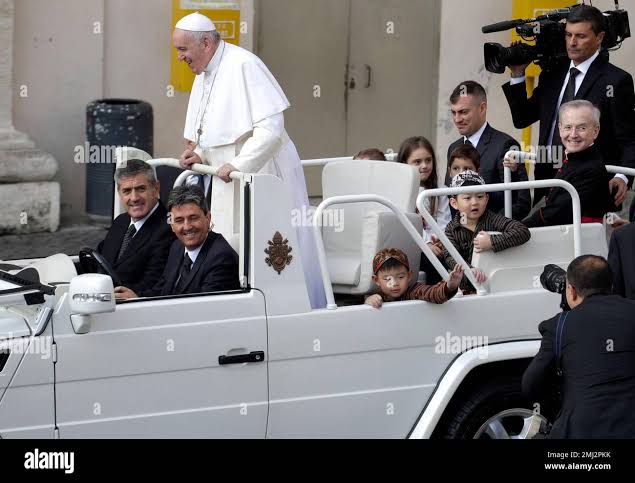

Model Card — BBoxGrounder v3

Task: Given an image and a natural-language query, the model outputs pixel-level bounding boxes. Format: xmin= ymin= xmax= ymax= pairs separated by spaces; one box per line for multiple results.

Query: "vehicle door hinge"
xmin=51 ymin=342 xmax=57 ymax=363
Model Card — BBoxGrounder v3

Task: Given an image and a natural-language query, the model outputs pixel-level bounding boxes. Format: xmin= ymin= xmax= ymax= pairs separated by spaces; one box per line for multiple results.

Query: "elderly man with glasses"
xmin=523 ymin=100 xmax=614 ymax=228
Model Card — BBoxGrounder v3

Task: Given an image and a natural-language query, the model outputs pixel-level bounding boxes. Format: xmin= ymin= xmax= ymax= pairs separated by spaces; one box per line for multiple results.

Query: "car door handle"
xmin=218 ymin=351 xmax=265 ymax=366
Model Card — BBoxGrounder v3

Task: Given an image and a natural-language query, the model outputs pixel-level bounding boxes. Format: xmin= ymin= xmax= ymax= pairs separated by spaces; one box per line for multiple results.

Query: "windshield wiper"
xmin=0 ymin=271 xmax=56 ymax=296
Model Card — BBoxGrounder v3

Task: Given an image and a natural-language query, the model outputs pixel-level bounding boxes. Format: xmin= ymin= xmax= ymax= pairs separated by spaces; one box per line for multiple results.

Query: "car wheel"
xmin=443 ymin=377 xmax=549 ymax=439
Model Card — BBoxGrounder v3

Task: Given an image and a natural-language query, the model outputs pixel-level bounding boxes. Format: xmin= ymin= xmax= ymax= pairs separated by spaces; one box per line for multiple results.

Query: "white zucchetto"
xmin=175 ymin=12 xmax=216 ymax=32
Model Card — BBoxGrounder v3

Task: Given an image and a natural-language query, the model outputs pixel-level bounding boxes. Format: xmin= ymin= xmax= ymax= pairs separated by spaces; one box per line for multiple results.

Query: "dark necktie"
xmin=117 ymin=224 xmax=137 ymax=262
xmin=551 ymin=67 xmax=582 ymax=160
xmin=562 ymin=67 xmax=581 ymax=105
xmin=464 ymin=138 xmax=474 ymax=147
xmin=174 ymin=253 xmax=193 ymax=294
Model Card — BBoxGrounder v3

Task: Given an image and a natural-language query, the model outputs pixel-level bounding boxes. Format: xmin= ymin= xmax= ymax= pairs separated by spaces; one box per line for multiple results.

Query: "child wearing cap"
xmin=365 ymin=248 xmax=463 ymax=309
xmin=444 ymin=170 xmax=531 ymax=293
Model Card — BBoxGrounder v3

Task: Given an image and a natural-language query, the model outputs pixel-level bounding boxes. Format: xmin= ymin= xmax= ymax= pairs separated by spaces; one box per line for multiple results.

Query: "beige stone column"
xmin=0 ymin=0 xmax=60 ymax=234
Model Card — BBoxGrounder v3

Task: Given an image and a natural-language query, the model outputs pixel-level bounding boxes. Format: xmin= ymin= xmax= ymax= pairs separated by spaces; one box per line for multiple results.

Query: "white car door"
xmin=52 ymin=289 xmax=268 ymax=438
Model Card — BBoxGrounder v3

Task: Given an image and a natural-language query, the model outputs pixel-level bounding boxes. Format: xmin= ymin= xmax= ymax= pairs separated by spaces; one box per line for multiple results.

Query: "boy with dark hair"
xmin=448 ymin=145 xmax=481 ymax=179
xmin=365 ymin=248 xmax=463 ymax=309
xmin=444 ymin=171 xmax=531 ymax=292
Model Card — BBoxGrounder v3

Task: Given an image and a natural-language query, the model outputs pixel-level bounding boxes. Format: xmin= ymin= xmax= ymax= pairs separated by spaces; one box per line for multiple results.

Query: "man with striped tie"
xmin=97 ymin=159 xmax=175 ymax=293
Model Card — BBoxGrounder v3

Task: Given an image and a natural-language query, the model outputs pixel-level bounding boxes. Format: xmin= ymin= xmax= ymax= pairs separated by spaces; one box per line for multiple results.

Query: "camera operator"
xmin=502 ymin=5 xmax=635 ymax=210
xmin=522 ymin=256 xmax=635 ymax=438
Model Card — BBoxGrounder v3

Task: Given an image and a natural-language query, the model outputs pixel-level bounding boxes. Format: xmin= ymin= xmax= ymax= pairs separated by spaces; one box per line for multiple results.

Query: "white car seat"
xmin=321 ymin=160 xmax=423 ymax=295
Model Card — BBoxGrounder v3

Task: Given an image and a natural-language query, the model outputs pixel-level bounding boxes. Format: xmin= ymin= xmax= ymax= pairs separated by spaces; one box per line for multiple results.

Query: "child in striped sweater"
xmin=443 ymin=171 xmax=531 ymax=292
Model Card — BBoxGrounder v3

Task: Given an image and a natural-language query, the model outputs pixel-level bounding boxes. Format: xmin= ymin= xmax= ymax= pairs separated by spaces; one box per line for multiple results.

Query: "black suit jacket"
xmin=141 ymin=231 xmax=240 ymax=297
xmin=609 ymin=223 xmax=635 ymax=299
xmin=522 ymin=295 xmax=635 ymax=439
xmin=447 ymin=124 xmax=531 ymax=220
xmin=502 ymin=54 xmax=635 ymax=183
xmin=97 ymin=202 xmax=175 ymax=293
xmin=523 ymin=145 xmax=613 ymax=228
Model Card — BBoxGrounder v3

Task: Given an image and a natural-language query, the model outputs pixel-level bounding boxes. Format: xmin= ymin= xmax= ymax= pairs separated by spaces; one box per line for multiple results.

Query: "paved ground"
xmin=0 ymin=218 xmax=108 ymax=261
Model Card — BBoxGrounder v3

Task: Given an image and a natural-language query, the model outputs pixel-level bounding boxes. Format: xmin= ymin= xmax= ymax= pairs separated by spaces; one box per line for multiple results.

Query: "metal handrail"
xmin=113 ymin=159 xmax=246 ymax=218
xmin=501 ymin=153 xmax=635 ymax=218
xmin=502 ymin=150 xmax=538 ymax=218
xmin=312 ymin=195 xmax=452 ymax=310
xmin=417 ymin=179 xmax=583 ymax=269
xmin=147 ymin=159 xmax=245 ymax=182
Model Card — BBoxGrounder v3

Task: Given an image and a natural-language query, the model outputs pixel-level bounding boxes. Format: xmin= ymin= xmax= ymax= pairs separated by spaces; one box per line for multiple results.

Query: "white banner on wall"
xmin=180 ymin=0 xmax=240 ymax=9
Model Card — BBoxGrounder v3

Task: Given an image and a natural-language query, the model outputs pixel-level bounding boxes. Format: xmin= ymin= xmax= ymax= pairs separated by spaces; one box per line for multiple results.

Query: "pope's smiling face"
xmin=173 ymin=29 xmax=215 ymax=75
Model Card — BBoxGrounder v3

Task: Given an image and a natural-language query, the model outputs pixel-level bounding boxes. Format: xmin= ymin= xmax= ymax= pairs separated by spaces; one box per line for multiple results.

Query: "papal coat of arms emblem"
xmin=264 ymin=232 xmax=293 ymax=275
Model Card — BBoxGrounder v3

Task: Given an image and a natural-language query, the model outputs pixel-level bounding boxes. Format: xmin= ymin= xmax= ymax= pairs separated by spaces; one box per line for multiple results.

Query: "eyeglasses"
xmin=559 ymin=124 xmax=593 ymax=134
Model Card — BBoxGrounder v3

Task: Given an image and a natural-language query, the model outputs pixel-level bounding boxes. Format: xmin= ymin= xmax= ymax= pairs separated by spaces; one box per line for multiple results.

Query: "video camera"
xmin=482 ymin=2 xmax=631 ymax=74
xmin=540 ymin=264 xmax=570 ymax=311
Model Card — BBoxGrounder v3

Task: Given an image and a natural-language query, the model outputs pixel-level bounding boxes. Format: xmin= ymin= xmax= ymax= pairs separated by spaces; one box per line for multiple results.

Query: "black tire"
xmin=443 ymin=376 xmax=542 ymax=439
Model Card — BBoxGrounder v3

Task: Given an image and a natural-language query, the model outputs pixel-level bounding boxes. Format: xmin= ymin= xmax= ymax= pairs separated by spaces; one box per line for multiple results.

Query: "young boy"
xmin=448 ymin=145 xmax=480 ymax=180
xmin=444 ymin=171 xmax=531 ymax=292
xmin=365 ymin=248 xmax=464 ymax=309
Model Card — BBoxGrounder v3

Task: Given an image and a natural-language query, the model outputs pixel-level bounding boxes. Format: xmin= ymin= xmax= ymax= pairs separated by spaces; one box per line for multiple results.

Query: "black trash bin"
xmin=85 ymin=99 xmax=153 ymax=220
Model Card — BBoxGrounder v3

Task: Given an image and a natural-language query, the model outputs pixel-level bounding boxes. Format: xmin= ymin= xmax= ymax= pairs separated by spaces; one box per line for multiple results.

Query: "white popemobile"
xmin=0 ymin=147 xmax=630 ymax=439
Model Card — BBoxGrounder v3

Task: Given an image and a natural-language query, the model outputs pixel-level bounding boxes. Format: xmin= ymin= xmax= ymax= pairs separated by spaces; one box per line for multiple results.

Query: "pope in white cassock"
xmin=173 ymin=12 xmax=326 ymax=309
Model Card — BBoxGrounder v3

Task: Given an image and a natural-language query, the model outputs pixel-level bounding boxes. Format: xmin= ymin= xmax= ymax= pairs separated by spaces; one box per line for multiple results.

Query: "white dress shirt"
xmin=129 ymin=201 xmax=159 ymax=233
xmin=465 ymin=122 xmax=489 ymax=148
xmin=185 ymin=243 xmax=204 ymax=266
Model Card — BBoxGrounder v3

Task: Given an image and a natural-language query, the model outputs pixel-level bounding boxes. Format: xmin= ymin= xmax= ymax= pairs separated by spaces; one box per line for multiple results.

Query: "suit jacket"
xmin=609 ymin=223 xmax=635 ymax=300
xmin=141 ymin=231 xmax=240 ymax=297
xmin=97 ymin=202 xmax=175 ymax=293
xmin=502 ymin=54 xmax=635 ymax=183
xmin=447 ymin=124 xmax=531 ymax=220
xmin=522 ymin=295 xmax=635 ymax=439
xmin=523 ymin=145 xmax=612 ymax=228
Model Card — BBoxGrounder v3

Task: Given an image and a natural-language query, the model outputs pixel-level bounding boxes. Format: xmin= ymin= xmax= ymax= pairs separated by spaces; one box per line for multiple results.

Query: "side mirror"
xmin=68 ymin=275 xmax=115 ymax=334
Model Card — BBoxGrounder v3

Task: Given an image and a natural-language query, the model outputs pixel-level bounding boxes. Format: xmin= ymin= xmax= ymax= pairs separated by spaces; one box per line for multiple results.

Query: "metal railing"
xmin=312 ymin=194 xmax=449 ymax=310
xmin=501 ymin=151 xmax=635 ymax=218
xmin=113 ymin=158 xmax=246 ymax=218
xmin=417 ymin=180 xmax=583 ymax=268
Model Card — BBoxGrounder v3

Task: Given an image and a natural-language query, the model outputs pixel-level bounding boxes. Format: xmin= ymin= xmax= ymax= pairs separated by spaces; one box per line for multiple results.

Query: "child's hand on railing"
xmin=473 ymin=231 xmax=493 ymax=253
xmin=471 ymin=268 xmax=487 ymax=284
xmin=365 ymin=294 xmax=383 ymax=309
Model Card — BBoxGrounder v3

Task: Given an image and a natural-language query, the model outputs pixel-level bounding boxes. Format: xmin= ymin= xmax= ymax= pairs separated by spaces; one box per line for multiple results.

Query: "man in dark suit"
xmin=447 ymin=80 xmax=531 ymax=220
xmin=503 ymin=5 xmax=635 ymax=209
xmin=523 ymin=256 xmax=635 ymax=438
xmin=608 ymin=223 xmax=635 ymax=299
xmin=523 ymin=100 xmax=613 ymax=227
xmin=114 ymin=185 xmax=240 ymax=299
xmin=97 ymin=159 xmax=175 ymax=293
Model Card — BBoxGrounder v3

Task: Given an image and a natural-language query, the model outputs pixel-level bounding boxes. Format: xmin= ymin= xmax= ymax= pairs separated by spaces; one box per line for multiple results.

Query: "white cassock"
xmin=184 ymin=40 xmax=326 ymax=309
